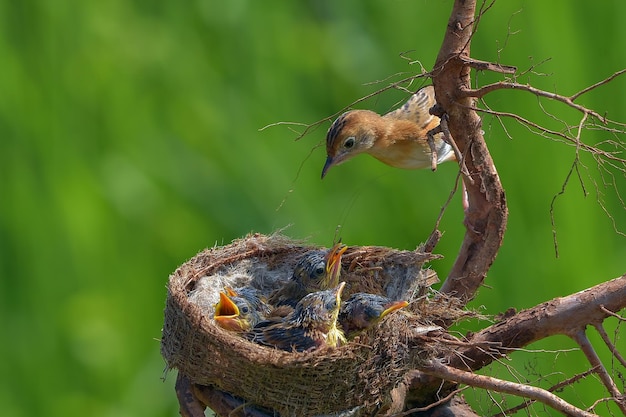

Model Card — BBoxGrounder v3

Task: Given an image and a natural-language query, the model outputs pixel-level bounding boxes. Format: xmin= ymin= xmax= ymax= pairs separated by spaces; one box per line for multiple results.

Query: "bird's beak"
xmin=321 ymin=156 xmax=334 ymax=179
xmin=325 ymin=243 xmax=348 ymax=287
xmin=224 ymin=287 xmax=238 ymax=297
xmin=334 ymin=281 xmax=346 ymax=304
xmin=380 ymin=300 xmax=409 ymax=320
xmin=214 ymin=292 xmax=244 ymax=331
xmin=215 ymin=292 xmax=240 ymax=318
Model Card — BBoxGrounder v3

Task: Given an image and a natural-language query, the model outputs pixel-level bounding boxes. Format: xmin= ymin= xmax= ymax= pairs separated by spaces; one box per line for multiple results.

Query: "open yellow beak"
xmin=325 ymin=243 xmax=348 ymax=288
xmin=214 ymin=291 xmax=245 ymax=332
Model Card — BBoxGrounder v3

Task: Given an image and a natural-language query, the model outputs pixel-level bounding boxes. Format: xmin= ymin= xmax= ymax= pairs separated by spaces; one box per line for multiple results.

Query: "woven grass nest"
xmin=161 ymin=233 xmax=466 ymax=416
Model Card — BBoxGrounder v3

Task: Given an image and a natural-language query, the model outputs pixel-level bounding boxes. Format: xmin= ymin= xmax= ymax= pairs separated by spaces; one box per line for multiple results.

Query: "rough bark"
xmin=432 ymin=0 xmax=508 ymax=303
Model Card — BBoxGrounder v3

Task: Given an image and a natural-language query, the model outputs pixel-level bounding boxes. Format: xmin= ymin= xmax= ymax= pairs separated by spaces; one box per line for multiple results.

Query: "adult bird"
xmin=246 ymin=282 xmax=347 ymax=352
xmin=269 ymin=243 xmax=348 ymax=308
xmin=321 ymin=85 xmax=454 ymax=179
xmin=338 ymin=293 xmax=408 ymax=338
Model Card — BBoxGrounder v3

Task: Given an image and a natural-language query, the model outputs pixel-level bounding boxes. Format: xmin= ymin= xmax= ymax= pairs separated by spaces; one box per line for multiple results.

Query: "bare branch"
xmin=469 ymin=106 xmax=626 ymax=165
xmin=447 ymin=274 xmax=626 ymax=372
xmin=570 ymin=329 xmax=626 ymax=414
xmin=459 ymin=56 xmax=517 ymax=74
xmin=550 ymin=113 xmax=589 ymax=257
xmin=419 ymin=360 xmax=597 ymax=417
xmin=431 ymin=0 xmax=508 ymax=304
xmin=459 ymin=81 xmax=610 ymax=123
xmin=571 ymin=68 xmax=626 ymax=101
xmin=393 ymin=387 xmax=468 ymax=416
xmin=600 ymin=305 xmax=626 ymax=321
xmin=491 ymin=367 xmax=601 ymax=417
xmin=549 ymin=158 xmax=578 ymax=258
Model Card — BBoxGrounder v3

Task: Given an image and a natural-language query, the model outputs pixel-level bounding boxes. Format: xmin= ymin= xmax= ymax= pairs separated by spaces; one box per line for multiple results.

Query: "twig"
xmin=425 ymin=165 xmax=464 ymax=251
xmin=459 ymin=56 xmax=517 ymax=74
xmin=419 ymin=360 xmax=597 ymax=417
xmin=392 ymin=386 xmax=468 ymax=416
xmin=490 ymin=366 xmax=600 ymax=417
xmin=458 ymin=78 xmax=626 ymax=124
xmin=549 ymin=111 xmax=588 ymax=257
xmin=600 ymin=305 xmax=626 ymax=321
xmin=447 ymin=274 xmax=626 ymax=371
xmin=571 ymin=68 xmax=626 ymax=101
xmin=549 ymin=158 xmax=577 ymax=258
xmin=587 ymin=396 xmax=621 ymax=414
xmin=592 ymin=321 xmax=626 ymax=369
xmin=569 ymin=328 xmax=626 ymax=415
xmin=259 ymin=73 xmax=432 ymax=141
xmin=467 ymin=106 xmax=625 ymax=164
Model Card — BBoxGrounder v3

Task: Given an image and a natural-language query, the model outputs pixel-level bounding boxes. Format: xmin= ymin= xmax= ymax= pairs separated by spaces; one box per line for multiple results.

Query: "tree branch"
xmin=448 ymin=274 xmax=626 ymax=371
xmin=405 ymin=275 xmax=626 ymax=406
xmin=491 ymin=367 xmax=601 ymax=417
xmin=419 ymin=361 xmax=598 ymax=417
xmin=432 ymin=0 xmax=509 ymax=304
xmin=459 ymin=56 xmax=517 ymax=74
xmin=459 ymin=81 xmax=611 ymax=123
xmin=468 ymin=106 xmax=626 ymax=165
xmin=571 ymin=68 xmax=626 ymax=101
xmin=570 ymin=329 xmax=626 ymax=415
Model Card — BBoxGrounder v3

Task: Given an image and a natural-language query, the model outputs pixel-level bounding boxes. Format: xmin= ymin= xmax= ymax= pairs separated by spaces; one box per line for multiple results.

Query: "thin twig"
xmin=549 ymin=112 xmax=589 ymax=257
xmin=419 ymin=360 xmax=597 ymax=417
xmin=459 ymin=56 xmax=517 ymax=74
xmin=571 ymin=68 xmax=626 ymax=101
xmin=458 ymin=80 xmax=626 ymax=124
xmin=587 ymin=396 xmax=622 ymax=414
xmin=392 ymin=387 xmax=468 ymax=416
xmin=600 ymin=305 xmax=626 ymax=321
xmin=468 ymin=106 xmax=625 ymax=164
xmin=569 ymin=328 xmax=626 ymax=415
xmin=592 ymin=321 xmax=626 ymax=369
xmin=490 ymin=366 xmax=600 ymax=417
xmin=259 ymin=73 xmax=432 ymax=141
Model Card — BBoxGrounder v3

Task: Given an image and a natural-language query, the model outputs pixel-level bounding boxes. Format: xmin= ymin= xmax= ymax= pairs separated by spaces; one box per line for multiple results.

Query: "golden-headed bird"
xmin=269 ymin=243 xmax=348 ymax=307
xmin=339 ymin=293 xmax=409 ymax=338
xmin=246 ymin=282 xmax=347 ymax=352
xmin=322 ymin=85 xmax=454 ymax=179
xmin=214 ymin=287 xmax=270 ymax=332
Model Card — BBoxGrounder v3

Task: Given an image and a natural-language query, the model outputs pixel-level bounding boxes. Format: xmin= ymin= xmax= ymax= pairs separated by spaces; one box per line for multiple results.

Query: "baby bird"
xmin=214 ymin=287 xmax=270 ymax=332
xmin=269 ymin=243 xmax=348 ymax=307
xmin=322 ymin=85 xmax=454 ymax=178
xmin=339 ymin=293 xmax=409 ymax=338
xmin=246 ymin=282 xmax=347 ymax=352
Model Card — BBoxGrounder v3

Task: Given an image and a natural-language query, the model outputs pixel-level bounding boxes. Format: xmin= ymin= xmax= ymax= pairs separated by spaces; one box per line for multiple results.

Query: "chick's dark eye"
xmin=240 ymin=306 xmax=249 ymax=314
xmin=325 ymin=300 xmax=336 ymax=311
xmin=313 ymin=262 xmax=325 ymax=277
xmin=343 ymin=137 xmax=355 ymax=149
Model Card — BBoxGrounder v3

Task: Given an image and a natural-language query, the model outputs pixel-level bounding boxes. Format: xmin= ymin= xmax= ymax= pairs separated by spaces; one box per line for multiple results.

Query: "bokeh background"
xmin=1 ymin=1 xmax=624 ymax=416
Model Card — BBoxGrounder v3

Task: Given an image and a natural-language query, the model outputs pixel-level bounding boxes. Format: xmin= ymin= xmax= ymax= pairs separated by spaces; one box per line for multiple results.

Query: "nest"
xmin=161 ymin=233 xmax=465 ymax=416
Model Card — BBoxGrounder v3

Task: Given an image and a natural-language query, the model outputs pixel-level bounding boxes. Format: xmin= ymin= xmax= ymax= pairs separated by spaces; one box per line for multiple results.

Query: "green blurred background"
xmin=1 ymin=1 xmax=624 ymax=416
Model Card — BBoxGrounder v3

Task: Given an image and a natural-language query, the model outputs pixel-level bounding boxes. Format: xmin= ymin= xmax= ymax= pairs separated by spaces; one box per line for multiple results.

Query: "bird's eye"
xmin=325 ymin=300 xmax=337 ymax=311
xmin=240 ymin=305 xmax=250 ymax=314
xmin=313 ymin=262 xmax=325 ymax=278
xmin=343 ymin=137 xmax=355 ymax=149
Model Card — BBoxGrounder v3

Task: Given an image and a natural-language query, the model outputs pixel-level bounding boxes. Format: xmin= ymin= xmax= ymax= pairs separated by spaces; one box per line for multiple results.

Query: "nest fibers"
xmin=161 ymin=233 xmax=468 ymax=416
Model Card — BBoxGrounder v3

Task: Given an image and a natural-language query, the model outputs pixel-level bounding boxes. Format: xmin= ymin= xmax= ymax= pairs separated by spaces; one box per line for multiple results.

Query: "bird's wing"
xmin=265 ymin=326 xmax=318 ymax=352
xmin=246 ymin=322 xmax=317 ymax=352
xmin=245 ymin=319 xmax=318 ymax=352
xmin=383 ymin=85 xmax=437 ymax=129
